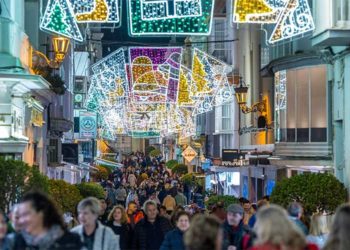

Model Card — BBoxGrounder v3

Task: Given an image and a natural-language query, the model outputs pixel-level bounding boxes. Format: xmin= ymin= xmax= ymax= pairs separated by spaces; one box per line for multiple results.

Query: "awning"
xmin=95 ymin=158 xmax=124 ymax=168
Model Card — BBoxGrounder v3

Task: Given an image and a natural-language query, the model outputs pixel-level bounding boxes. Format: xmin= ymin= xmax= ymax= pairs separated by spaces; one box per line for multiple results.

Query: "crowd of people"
xmin=0 ymin=152 xmax=350 ymax=250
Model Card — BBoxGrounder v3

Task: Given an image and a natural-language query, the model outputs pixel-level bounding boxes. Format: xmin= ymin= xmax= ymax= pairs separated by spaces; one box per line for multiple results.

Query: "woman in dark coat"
xmin=160 ymin=211 xmax=190 ymax=250
xmin=106 ymin=205 xmax=132 ymax=250
xmin=12 ymin=191 xmax=83 ymax=250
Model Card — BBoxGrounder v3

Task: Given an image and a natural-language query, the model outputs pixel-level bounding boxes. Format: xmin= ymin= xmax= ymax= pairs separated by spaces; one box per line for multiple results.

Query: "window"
xmin=275 ymin=65 xmax=327 ymax=143
xmin=334 ymin=0 xmax=350 ymax=24
xmin=222 ymin=104 xmax=231 ymax=131
xmin=48 ymin=139 xmax=59 ymax=163
xmin=222 ymin=134 xmax=232 ymax=149
xmin=210 ymin=19 xmax=230 ymax=63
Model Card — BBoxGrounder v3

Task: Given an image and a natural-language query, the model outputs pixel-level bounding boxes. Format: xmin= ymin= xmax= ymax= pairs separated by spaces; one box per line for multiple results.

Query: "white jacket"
xmin=71 ymin=221 xmax=120 ymax=250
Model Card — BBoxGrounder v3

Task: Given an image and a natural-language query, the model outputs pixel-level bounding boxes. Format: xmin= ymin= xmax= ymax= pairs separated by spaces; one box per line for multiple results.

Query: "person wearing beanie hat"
xmin=222 ymin=203 xmax=251 ymax=250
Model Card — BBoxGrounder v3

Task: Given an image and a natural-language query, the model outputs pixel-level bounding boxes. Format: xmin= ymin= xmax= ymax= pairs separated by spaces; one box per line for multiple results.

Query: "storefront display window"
xmin=275 ymin=65 xmax=327 ymax=143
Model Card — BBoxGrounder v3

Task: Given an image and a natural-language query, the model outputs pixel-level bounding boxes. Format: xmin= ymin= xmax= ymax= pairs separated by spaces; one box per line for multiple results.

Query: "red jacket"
xmin=250 ymin=243 xmax=319 ymax=250
xmin=127 ymin=210 xmax=144 ymax=226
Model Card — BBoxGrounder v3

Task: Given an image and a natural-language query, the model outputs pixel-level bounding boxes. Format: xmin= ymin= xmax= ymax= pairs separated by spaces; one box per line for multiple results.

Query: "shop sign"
xmin=31 ymin=109 xmax=44 ymax=127
xmin=79 ymin=112 xmax=96 ymax=139
xmin=182 ymin=146 xmax=197 ymax=162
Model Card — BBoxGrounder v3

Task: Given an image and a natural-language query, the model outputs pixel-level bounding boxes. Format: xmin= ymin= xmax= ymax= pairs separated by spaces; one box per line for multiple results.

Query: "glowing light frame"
xmin=128 ymin=47 xmax=183 ymax=104
xmin=232 ymin=0 xmax=315 ymax=44
xmin=72 ymin=0 xmax=121 ymax=24
xmin=190 ymin=48 xmax=233 ymax=115
xmin=128 ymin=0 xmax=215 ymax=36
xmin=40 ymin=0 xmax=83 ymax=42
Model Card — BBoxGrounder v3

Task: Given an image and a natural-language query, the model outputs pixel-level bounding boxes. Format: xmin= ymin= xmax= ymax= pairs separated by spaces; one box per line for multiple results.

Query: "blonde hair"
xmin=323 ymin=204 xmax=350 ymax=250
xmin=108 ymin=205 xmax=128 ymax=224
xmin=254 ymin=205 xmax=307 ymax=250
xmin=184 ymin=214 xmax=221 ymax=250
xmin=309 ymin=213 xmax=330 ymax=236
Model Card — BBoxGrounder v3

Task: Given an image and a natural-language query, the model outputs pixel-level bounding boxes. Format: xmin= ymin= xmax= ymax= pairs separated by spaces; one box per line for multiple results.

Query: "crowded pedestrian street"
xmin=1 ymin=0 xmax=350 ymax=249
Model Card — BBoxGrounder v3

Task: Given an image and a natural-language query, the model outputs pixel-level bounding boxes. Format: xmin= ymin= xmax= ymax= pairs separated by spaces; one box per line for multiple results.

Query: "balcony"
xmin=50 ymin=117 xmax=73 ymax=133
xmin=275 ymin=142 xmax=332 ymax=158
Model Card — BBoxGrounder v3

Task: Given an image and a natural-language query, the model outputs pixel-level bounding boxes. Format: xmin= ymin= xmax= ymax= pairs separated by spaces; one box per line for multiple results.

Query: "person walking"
xmin=287 ymin=202 xmax=309 ymax=235
xmin=12 ymin=191 xmax=84 ymax=250
xmin=132 ymin=200 xmax=173 ymax=250
xmin=323 ymin=204 xmax=350 ymax=250
xmin=163 ymin=194 xmax=176 ymax=214
xmin=174 ymin=189 xmax=187 ymax=207
xmin=222 ymin=204 xmax=251 ymax=250
xmin=115 ymin=185 xmax=127 ymax=206
xmin=0 ymin=210 xmax=10 ymax=250
xmin=71 ymin=197 xmax=120 ymax=250
xmin=126 ymin=201 xmax=144 ymax=229
xmin=251 ymin=205 xmax=318 ymax=250
xmin=160 ymin=211 xmax=190 ymax=250
xmin=184 ymin=214 xmax=223 ymax=250
xmin=306 ymin=213 xmax=329 ymax=249
xmin=106 ymin=205 xmax=132 ymax=250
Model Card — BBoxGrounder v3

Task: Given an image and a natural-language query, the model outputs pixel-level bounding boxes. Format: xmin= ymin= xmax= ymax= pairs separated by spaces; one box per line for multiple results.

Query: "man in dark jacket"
xmin=222 ymin=204 xmax=250 ymax=250
xmin=132 ymin=200 xmax=173 ymax=250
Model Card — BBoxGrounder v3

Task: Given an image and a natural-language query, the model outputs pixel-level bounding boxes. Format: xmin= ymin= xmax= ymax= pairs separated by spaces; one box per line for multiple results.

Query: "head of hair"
xmin=143 ymin=200 xmax=157 ymax=213
xmin=262 ymin=195 xmax=270 ymax=201
xmin=309 ymin=212 xmax=330 ymax=236
xmin=184 ymin=215 xmax=221 ymax=250
xmin=108 ymin=205 xmax=128 ymax=224
xmin=128 ymin=201 xmax=137 ymax=207
xmin=77 ymin=197 xmax=101 ymax=215
xmin=175 ymin=211 xmax=190 ymax=222
xmin=287 ymin=202 xmax=303 ymax=218
xmin=254 ymin=204 xmax=306 ymax=249
xmin=21 ymin=191 xmax=65 ymax=229
xmin=256 ymin=199 xmax=269 ymax=210
xmin=323 ymin=204 xmax=350 ymax=250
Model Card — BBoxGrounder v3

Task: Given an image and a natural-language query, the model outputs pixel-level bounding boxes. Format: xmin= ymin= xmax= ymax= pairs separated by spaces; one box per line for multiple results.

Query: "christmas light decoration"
xmin=128 ymin=0 xmax=214 ymax=36
xmin=275 ymin=70 xmax=286 ymax=111
xmin=190 ymin=48 xmax=233 ymax=115
xmin=40 ymin=0 xmax=83 ymax=42
xmin=128 ymin=47 xmax=182 ymax=104
xmin=233 ymin=0 xmax=315 ymax=44
xmin=177 ymin=66 xmax=195 ymax=107
xmin=269 ymin=0 xmax=315 ymax=44
xmin=85 ymin=47 xmax=233 ymax=138
xmin=73 ymin=0 xmax=120 ymax=23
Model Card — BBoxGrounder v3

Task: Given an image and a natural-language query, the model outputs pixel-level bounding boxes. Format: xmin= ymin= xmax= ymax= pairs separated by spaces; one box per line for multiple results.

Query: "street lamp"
xmin=52 ymin=37 xmax=70 ymax=63
xmin=32 ymin=36 xmax=70 ymax=69
xmin=234 ymin=76 xmax=266 ymax=114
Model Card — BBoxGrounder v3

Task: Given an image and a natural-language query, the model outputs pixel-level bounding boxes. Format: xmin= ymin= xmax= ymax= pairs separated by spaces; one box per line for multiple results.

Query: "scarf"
xmin=21 ymin=224 xmax=64 ymax=250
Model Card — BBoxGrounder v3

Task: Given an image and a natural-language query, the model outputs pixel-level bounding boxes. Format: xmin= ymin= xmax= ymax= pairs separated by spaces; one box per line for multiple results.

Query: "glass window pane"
xmin=311 ymin=65 xmax=327 ymax=142
xmin=287 ymin=70 xmax=296 ymax=142
xmin=296 ymin=68 xmax=310 ymax=142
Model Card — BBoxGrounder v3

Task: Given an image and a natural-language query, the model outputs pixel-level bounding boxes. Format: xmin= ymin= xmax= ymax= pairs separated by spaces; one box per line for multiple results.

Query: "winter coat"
xmin=222 ymin=220 xmax=250 ymax=250
xmin=11 ymin=230 xmax=84 ymax=250
xmin=159 ymin=228 xmax=185 ymax=250
xmin=71 ymin=221 xmax=120 ymax=250
xmin=132 ymin=216 xmax=173 ymax=250
xmin=127 ymin=210 xmax=144 ymax=228
xmin=106 ymin=221 xmax=132 ymax=250
xmin=174 ymin=193 xmax=187 ymax=207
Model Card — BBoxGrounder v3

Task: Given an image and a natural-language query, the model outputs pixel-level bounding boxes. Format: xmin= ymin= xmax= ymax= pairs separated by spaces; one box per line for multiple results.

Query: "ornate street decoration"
xmin=233 ymin=0 xmax=315 ymax=44
xmin=72 ymin=0 xmax=120 ymax=23
xmin=85 ymin=47 xmax=233 ymax=139
xmin=40 ymin=0 xmax=83 ymax=42
xmin=127 ymin=0 xmax=215 ymax=36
